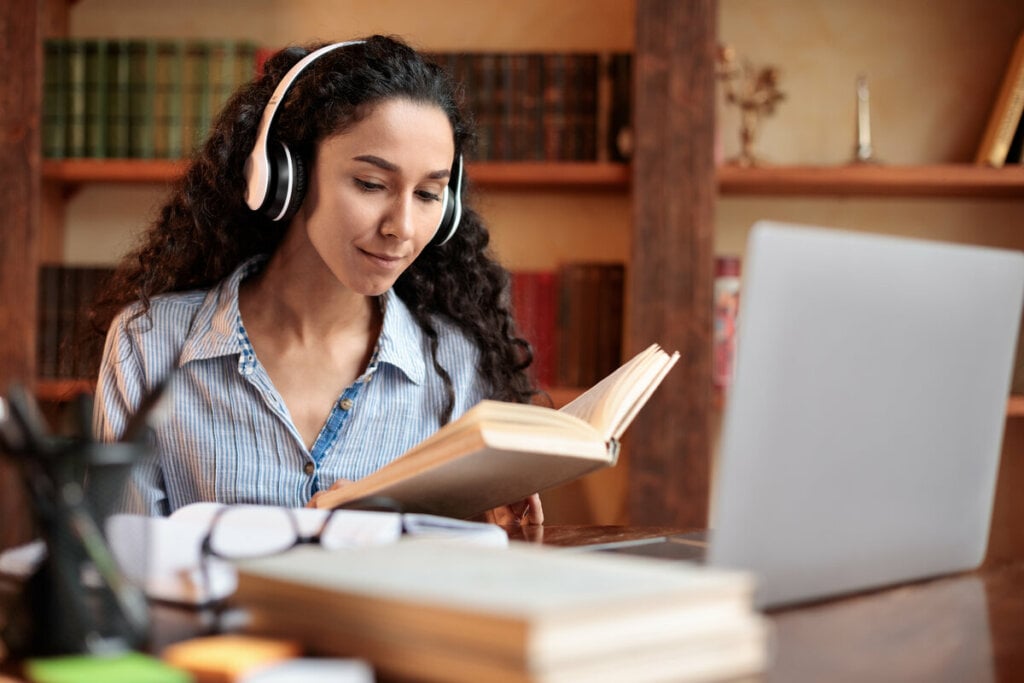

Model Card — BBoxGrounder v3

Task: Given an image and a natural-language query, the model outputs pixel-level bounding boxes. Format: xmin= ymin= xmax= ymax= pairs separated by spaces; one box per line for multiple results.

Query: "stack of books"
xmin=234 ymin=541 xmax=770 ymax=682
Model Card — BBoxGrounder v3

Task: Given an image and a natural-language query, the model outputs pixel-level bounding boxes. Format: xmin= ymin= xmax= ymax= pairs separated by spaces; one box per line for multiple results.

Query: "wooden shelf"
xmin=717 ymin=163 xmax=1024 ymax=198
xmin=42 ymin=160 xmax=1024 ymax=198
xmin=41 ymin=159 xmax=631 ymax=190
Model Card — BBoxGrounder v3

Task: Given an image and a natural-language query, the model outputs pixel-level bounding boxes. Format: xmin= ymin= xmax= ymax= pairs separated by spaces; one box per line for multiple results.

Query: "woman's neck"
xmin=239 ymin=246 xmax=380 ymax=347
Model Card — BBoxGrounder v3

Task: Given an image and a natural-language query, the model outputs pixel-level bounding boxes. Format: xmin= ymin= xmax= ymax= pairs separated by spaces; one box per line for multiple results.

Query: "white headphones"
xmin=243 ymin=40 xmax=464 ymax=245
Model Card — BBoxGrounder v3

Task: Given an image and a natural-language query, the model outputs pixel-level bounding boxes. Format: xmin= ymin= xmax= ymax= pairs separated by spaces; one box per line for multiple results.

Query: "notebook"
xmin=604 ymin=221 xmax=1024 ymax=610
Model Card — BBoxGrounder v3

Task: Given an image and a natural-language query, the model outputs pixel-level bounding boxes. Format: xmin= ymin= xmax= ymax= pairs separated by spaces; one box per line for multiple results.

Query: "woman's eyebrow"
xmin=353 ymin=154 xmax=450 ymax=180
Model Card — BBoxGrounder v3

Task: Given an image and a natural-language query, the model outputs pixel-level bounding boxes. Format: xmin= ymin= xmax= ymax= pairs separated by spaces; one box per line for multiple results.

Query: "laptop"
xmin=600 ymin=221 xmax=1024 ymax=610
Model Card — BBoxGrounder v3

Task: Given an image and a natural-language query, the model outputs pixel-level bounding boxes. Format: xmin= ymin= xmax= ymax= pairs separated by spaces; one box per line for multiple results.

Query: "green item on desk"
xmin=25 ymin=651 xmax=193 ymax=683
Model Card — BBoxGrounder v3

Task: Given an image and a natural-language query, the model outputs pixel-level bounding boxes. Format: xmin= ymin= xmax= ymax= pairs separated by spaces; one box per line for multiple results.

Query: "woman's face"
xmin=300 ymin=97 xmax=455 ymax=296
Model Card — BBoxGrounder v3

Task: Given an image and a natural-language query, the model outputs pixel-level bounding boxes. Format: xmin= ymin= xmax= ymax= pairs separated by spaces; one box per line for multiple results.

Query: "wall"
xmin=716 ymin=0 xmax=1024 ymax=258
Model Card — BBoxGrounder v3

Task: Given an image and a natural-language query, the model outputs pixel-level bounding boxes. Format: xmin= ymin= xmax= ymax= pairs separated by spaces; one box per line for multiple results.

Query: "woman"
xmin=91 ymin=35 xmax=543 ymax=525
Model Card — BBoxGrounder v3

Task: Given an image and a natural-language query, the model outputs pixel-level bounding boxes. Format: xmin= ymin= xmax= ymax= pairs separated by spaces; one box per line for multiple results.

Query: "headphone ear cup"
xmin=431 ymin=155 xmax=463 ymax=246
xmin=261 ymin=140 xmax=306 ymax=222
xmin=277 ymin=151 xmax=307 ymax=223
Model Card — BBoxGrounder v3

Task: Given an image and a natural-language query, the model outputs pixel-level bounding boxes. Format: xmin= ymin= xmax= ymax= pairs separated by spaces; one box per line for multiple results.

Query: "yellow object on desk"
xmin=161 ymin=635 xmax=301 ymax=683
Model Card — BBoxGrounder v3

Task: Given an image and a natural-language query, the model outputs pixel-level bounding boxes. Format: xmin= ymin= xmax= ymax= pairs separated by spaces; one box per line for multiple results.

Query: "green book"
xmin=195 ymin=40 xmax=214 ymax=150
xmin=182 ymin=41 xmax=210 ymax=154
xmin=152 ymin=40 xmax=185 ymax=158
xmin=84 ymin=38 xmax=109 ymax=158
xmin=25 ymin=651 xmax=192 ymax=683
xmin=211 ymin=39 xmax=236 ymax=117
xmin=105 ymin=39 xmax=132 ymax=158
xmin=42 ymin=38 xmax=68 ymax=159
xmin=128 ymin=39 xmax=157 ymax=158
xmin=65 ymin=38 xmax=87 ymax=158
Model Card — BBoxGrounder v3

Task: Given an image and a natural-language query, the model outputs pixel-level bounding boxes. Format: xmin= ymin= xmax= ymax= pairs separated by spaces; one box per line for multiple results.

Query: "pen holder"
xmin=2 ymin=439 xmax=153 ymax=657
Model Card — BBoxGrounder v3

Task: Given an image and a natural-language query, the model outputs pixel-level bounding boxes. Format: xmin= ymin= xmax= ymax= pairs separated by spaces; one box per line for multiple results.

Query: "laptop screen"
xmin=708 ymin=221 xmax=1024 ymax=609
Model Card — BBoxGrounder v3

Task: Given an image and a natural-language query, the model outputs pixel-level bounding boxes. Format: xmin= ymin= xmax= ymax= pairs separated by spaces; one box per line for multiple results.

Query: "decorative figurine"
xmin=716 ymin=45 xmax=786 ymax=167
xmin=853 ymin=73 xmax=879 ymax=164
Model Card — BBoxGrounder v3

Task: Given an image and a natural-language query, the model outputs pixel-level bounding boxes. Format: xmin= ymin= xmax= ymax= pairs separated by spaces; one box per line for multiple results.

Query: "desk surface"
xmin=509 ymin=525 xmax=1024 ymax=682
xmin=4 ymin=525 xmax=1022 ymax=682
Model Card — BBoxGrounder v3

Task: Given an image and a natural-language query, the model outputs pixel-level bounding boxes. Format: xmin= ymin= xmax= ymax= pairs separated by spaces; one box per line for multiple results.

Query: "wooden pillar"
xmin=628 ymin=0 xmax=716 ymax=527
xmin=0 ymin=2 xmax=42 ymax=549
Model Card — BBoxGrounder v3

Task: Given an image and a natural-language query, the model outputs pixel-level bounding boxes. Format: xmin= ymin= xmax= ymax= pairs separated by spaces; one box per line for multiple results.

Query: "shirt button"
xmin=339 ymin=397 xmax=354 ymax=411
xmin=303 ymin=462 xmax=315 ymax=475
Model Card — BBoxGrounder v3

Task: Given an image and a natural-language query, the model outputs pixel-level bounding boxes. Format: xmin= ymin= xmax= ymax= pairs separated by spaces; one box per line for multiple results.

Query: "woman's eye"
xmin=416 ymin=190 xmax=442 ymax=203
xmin=355 ymin=178 xmax=385 ymax=192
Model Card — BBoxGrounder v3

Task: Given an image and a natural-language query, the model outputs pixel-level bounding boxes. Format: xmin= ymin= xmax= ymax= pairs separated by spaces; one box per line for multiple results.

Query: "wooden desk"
xmin=508 ymin=525 xmax=1024 ymax=682
xmin=3 ymin=526 xmax=1023 ymax=681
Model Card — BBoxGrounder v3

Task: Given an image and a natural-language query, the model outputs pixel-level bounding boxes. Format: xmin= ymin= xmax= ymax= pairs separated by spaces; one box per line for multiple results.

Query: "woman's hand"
xmin=306 ymin=477 xmax=353 ymax=509
xmin=481 ymin=493 xmax=544 ymax=526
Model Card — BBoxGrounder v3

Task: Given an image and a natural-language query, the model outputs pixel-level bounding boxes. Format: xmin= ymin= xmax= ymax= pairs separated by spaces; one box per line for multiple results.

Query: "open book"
xmin=315 ymin=343 xmax=680 ymax=518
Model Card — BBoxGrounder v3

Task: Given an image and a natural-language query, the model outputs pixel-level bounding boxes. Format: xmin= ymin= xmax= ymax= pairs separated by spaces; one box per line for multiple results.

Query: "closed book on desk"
xmin=314 ymin=343 xmax=679 ymax=518
xmin=235 ymin=541 xmax=768 ymax=683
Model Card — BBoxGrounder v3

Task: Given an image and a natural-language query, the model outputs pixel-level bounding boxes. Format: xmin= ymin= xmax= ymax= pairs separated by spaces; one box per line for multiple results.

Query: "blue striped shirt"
xmin=94 ymin=258 xmax=486 ymax=515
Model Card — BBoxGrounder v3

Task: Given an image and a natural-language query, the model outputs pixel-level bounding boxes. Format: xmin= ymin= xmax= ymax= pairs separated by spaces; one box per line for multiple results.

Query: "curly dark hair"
xmin=88 ymin=34 xmax=537 ymax=422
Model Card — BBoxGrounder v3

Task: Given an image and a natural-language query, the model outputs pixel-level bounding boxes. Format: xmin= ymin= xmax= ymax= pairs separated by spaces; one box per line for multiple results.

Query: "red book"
xmin=511 ymin=271 xmax=558 ymax=388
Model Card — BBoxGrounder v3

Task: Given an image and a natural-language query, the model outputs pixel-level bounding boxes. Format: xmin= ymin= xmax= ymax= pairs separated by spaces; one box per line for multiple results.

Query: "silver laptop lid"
xmin=708 ymin=221 xmax=1024 ymax=609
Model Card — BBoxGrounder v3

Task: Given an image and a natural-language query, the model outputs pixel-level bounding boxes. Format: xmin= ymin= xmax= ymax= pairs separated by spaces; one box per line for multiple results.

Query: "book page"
xmin=559 ymin=344 xmax=680 ymax=440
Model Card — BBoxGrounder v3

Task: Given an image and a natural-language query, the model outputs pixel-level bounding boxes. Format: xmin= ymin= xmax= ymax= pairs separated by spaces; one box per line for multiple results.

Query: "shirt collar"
xmin=178 ymin=257 xmax=264 ymax=367
xmin=377 ymin=290 xmax=427 ymax=385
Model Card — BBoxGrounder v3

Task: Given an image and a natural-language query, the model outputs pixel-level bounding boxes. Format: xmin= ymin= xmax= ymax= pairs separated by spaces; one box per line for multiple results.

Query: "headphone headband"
xmin=244 ymin=40 xmax=365 ymax=214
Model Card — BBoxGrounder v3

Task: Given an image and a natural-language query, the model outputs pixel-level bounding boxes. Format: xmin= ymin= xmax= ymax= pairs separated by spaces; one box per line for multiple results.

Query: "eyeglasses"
xmin=195 ymin=497 xmax=405 ymax=610
xmin=201 ymin=498 xmax=405 ymax=560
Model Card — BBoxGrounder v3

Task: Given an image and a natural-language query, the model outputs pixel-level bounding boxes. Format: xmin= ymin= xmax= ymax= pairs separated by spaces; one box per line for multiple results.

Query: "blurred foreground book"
xmin=235 ymin=541 xmax=769 ymax=683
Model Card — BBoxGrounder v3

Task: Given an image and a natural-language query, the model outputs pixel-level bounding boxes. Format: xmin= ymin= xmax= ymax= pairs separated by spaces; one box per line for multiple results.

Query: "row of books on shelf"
xmin=427 ymin=51 xmax=633 ymax=162
xmin=36 ymin=264 xmax=114 ymax=381
xmin=41 ymin=38 xmax=634 ymax=164
xmin=43 ymin=38 xmax=261 ymax=160
xmin=36 ymin=263 xmax=626 ymax=390
xmin=511 ymin=263 xmax=625 ymax=391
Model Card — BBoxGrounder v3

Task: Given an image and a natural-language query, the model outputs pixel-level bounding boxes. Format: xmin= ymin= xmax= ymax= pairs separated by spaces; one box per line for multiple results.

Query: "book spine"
xmin=218 ymin=39 xmax=237 ymax=107
xmin=84 ymin=38 xmax=109 ymax=158
xmin=976 ymin=31 xmax=1024 ymax=167
xmin=106 ymin=39 xmax=132 ymax=159
xmin=522 ymin=53 xmax=545 ymax=160
xmin=542 ymin=53 xmax=567 ymax=161
xmin=55 ymin=265 xmax=76 ymax=379
xmin=37 ymin=264 xmax=61 ymax=380
xmin=606 ymin=52 xmax=633 ymax=162
xmin=511 ymin=271 xmax=559 ymax=388
xmin=575 ymin=54 xmax=600 ymax=161
xmin=42 ymin=39 xmax=68 ymax=159
xmin=196 ymin=40 xmax=217 ymax=152
xmin=65 ymin=38 xmax=87 ymax=158
xmin=474 ymin=53 xmax=497 ymax=161
xmin=128 ymin=40 xmax=158 ymax=159
xmin=594 ymin=263 xmax=625 ymax=380
xmin=163 ymin=41 xmax=186 ymax=159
